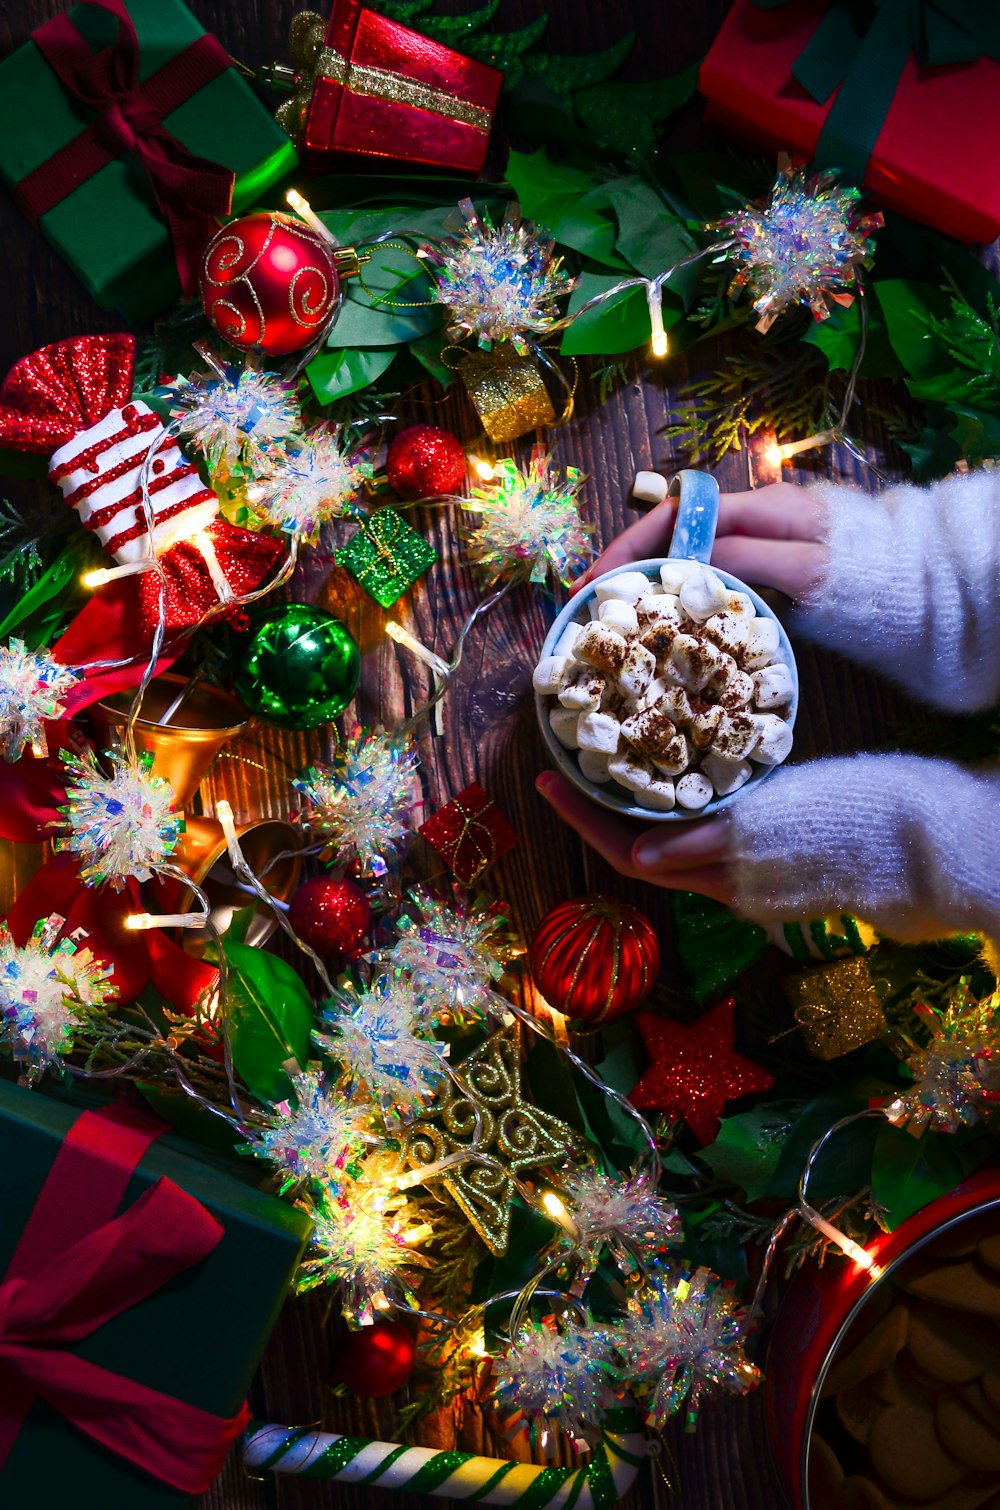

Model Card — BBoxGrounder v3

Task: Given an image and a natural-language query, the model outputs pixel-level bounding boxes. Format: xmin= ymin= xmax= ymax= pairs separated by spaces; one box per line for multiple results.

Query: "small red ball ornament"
xmin=530 ymin=895 xmax=660 ymax=1024
xmin=288 ymin=876 xmax=370 ymax=957
xmin=331 ymin=1319 xmax=416 ymax=1398
xmin=386 ymin=424 xmax=467 ymax=500
xmin=200 ymin=212 xmax=340 ymax=357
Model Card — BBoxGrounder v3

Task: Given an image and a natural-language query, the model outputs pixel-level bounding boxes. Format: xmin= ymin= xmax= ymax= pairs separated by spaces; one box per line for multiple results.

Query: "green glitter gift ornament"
xmin=337 ymin=506 xmax=437 ymax=608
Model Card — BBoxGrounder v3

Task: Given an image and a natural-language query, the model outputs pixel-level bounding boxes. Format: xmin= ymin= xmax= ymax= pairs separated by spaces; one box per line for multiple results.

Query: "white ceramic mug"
xmin=534 ymin=469 xmax=799 ymax=822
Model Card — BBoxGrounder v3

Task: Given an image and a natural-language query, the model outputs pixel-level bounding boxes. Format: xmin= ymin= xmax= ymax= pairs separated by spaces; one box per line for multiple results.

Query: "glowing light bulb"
xmin=472 ymin=457 xmax=496 ymax=482
xmin=285 ymin=188 xmax=338 ymax=245
xmin=541 ymin=1190 xmax=580 ymax=1240
xmin=127 ymin=911 xmax=205 ymax=931
xmin=647 ymin=280 xmax=668 ymax=358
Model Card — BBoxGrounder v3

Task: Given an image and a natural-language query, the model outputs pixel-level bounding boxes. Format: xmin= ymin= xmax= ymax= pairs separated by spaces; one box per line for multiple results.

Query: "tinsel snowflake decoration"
xmin=426 ymin=199 xmax=574 ymax=351
xmin=314 ymin=975 xmax=448 ymax=1121
xmin=553 ymin=1165 xmax=682 ymax=1274
xmin=618 ymin=1267 xmax=760 ymax=1430
xmin=0 ymin=915 xmax=116 ymax=1080
xmin=248 ymin=426 xmax=371 ymax=540
xmin=492 ymin=1318 xmax=619 ymax=1451
xmin=297 ymin=1192 xmax=432 ymax=1324
xmin=293 ymin=729 xmax=418 ymax=876
xmin=0 ymin=640 xmax=79 ymax=761
xmin=174 ymin=368 xmax=301 ymax=476
xmin=887 ymin=993 xmax=1000 ymax=1134
xmin=53 ymin=748 xmax=182 ymax=888
xmin=462 ymin=454 xmax=592 ymax=588
xmin=381 ymin=889 xmax=514 ymax=1026
xmin=717 ymin=163 xmax=882 ymax=332
xmin=243 ymin=1068 xmax=368 ymax=1195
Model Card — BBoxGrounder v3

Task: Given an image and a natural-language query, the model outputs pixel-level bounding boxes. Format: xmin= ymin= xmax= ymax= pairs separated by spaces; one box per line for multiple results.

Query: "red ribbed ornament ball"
xmin=331 ymin=1319 xmax=416 ymax=1398
xmin=288 ymin=876 xmax=370 ymax=958
xmin=530 ymin=895 xmax=660 ymax=1024
xmin=200 ymin=212 xmax=340 ymax=356
xmin=386 ymin=424 xmax=467 ymax=500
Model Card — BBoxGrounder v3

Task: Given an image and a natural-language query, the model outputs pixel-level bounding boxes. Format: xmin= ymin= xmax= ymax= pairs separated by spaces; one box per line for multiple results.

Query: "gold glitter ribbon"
xmin=446 ymin=344 xmax=557 ymax=443
xmin=355 ymin=511 xmax=405 ymax=584
xmin=274 ymin=11 xmax=491 ymax=141
xmin=444 ymin=795 xmax=498 ymax=883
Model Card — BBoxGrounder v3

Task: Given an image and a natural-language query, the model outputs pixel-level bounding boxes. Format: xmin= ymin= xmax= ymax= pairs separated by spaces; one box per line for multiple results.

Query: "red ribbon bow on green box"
xmin=0 ymin=1102 xmax=249 ymax=1494
xmin=17 ymin=0 xmax=234 ymax=295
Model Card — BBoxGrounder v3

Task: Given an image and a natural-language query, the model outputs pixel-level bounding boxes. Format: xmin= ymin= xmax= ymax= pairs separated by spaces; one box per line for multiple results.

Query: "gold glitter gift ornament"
xmin=784 ymin=956 xmax=888 ymax=1060
xmin=446 ymin=342 xmax=557 ymax=443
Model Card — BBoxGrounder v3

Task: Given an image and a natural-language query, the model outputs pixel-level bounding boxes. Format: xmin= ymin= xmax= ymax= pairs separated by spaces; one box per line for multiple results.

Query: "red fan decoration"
xmin=529 ymin=895 xmax=660 ymax=1025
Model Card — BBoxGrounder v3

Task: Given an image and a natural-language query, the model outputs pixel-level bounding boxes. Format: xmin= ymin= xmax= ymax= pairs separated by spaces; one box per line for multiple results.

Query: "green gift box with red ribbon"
xmin=0 ymin=0 xmax=298 ymax=323
xmin=0 ymin=1079 xmax=311 ymax=1508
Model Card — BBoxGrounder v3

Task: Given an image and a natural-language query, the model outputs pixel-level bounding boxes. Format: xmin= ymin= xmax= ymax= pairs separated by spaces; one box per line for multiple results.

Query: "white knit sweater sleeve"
xmin=793 ymin=470 xmax=1000 ymax=712
xmin=727 ymin=754 xmax=1000 ymax=945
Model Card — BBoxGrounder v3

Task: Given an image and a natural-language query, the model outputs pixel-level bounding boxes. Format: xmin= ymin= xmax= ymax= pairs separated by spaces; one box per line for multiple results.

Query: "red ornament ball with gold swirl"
xmin=529 ymin=895 xmax=660 ymax=1024
xmin=199 ymin=212 xmax=340 ymax=357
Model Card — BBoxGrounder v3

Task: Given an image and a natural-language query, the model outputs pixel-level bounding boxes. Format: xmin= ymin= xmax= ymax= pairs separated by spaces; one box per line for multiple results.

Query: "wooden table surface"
xmin=0 ymin=1 xmax=930 ymax=1507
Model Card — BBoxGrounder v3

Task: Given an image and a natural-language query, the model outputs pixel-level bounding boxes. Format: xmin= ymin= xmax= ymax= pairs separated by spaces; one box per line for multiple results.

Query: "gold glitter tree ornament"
xmin=374 ymin=1023 xmax=578 ymax=1255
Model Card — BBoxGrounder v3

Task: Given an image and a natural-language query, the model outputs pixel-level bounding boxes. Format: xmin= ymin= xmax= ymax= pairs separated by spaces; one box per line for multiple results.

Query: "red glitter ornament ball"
xmin=200 ymin=212 xmax=340 ymax=357
xmin=330 ymin=1319 xmax=416 ymax=1398
xmin=530 ymin=895 xmax=660 ymax=1024
xmin=288 ymin=876 xmax=370 ymax=958
xmin=386 ymin=424 xmax=467 ymax=500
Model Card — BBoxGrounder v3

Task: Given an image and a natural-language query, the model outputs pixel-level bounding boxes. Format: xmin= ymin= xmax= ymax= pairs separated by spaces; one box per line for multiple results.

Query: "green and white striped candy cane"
xmin=244 ymin=1408 xmax=646 ymax=1508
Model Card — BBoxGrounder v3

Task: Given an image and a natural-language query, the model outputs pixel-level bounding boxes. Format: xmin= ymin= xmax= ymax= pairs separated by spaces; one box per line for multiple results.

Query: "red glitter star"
xmin=629 ymin=998 xmax=775 ymax=1146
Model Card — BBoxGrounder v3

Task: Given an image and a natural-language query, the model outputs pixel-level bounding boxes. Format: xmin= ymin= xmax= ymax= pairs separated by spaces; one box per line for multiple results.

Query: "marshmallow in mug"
xmin=534 ymin=561 xmax=794 ymax=812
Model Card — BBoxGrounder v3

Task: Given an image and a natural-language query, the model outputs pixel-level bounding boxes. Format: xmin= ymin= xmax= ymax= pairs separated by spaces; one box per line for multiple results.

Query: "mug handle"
xmin=667 ymin=469 xmax=720 ymax=564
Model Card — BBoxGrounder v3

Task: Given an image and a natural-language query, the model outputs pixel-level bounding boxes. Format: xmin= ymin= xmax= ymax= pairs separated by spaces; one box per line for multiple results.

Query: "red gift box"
xmin=699 ymin=0 xmax=1000 ymax=244
xmin=418 ymin=782 xmax=517 ymax=886
xmin=300 ymin=0 xmax=501 ymax=174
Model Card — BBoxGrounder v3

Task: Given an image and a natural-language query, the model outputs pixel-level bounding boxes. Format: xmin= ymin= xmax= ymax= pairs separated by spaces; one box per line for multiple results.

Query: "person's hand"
xmin=575 ymin=481 xmax=827 ymax=601
xmin=535 ymin=769 xmax=737 ymax=905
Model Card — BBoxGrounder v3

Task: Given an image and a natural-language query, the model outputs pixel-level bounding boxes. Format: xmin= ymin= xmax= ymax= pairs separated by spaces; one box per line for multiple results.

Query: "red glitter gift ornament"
xmin=530 ymin=896 xmax=660 ymax=1025
xmin=200 ymin=211 xmax=341 ymax=356
xmin=418 ymin=782 xmax=517 ymax=886
xmin=386 ymin=424 xmax=466 ymax=501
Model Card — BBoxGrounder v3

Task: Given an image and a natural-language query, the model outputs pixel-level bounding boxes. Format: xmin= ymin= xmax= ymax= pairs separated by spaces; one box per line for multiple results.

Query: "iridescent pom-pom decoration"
xmin=552 ymin=1164 xmax=681 ymax=1274
xmin=462 ymin=454 xmax=592 ymax=588
xmin=243 ymin=1067 xmax=367 ymax=1195
xmin=293 ymin=729 xmax=419 ymax=876
xmin=0 ymin=640 xmax=78 ymax=761
xmin=53 ymin=748 xmax=182 ymax=888
xmin=887 ymin=990 xmax=1000 ymax=1135
xmin=313 ymin=976 xmax=448 ymax=1122
xmin=492 ymin=1317 xmax=619 ymax=1451
xmin=382 ymin=889 xmax=514 ymax=1026
xmin=716 ymin=163 xmax=882 ymax=333
xmin=247 ymin=426 xmax=371 ymax=540
xmin=425 ymin=199 xmax=574 ymax=351
xmin=0 ymin=916 xmax=116 ymax=1080
xmin=618 ymin=1267 xmax=760 ymax=1430
xmin=296 ymin=1191 xmax=432 ymax=1325
xmin=173 ymin=367 xmax=301 ymax=478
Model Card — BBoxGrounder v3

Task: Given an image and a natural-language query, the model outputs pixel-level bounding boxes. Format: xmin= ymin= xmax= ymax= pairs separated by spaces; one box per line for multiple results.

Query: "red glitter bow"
xmin=17 ymin=0 xmax=234 ymax=296
xmin=0 ymin=334 xmax=284 ymax=710
xmin=0 ymin=1102 xmax=249 ymax=1492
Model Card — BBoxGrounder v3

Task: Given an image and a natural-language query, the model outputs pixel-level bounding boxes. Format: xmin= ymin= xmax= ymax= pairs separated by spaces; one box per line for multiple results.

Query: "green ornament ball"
xmin=235 ymin=604 xmax=360 ymax=730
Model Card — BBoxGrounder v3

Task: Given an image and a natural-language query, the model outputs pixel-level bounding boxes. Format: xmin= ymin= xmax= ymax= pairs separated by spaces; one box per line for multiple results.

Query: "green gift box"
xmin=0 ymin=1079 xmax=312 ymax=1508
xmin=0 ymin=0 xmax=298 ymax=324
xmin=337 ymin=505 xmax=438 ymax=608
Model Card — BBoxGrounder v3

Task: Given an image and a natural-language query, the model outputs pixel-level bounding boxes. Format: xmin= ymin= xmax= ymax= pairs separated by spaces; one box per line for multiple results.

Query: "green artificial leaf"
xmin=803 ymin=298 xmax=901 ymax=379
xmin=222 ymin=938 xmax=315 ymax=1102
xmin=375 ymin=0 xmax=435 ymax=17
xmin=463 ymin=14 xmax=550 ymax=84
xmin=409 ymin=0 xmax=503 ymax=40
xmin=681 ymin=1203 xmax=749 ymax=1286
xmin=560 ymin=271 xmax=681 ymax=356
xmin=604 ymin=176 xmax=699 ymax=285
xmin=871 ymin=1121 xmax=965 ymax=1230
xmin=656 ymin=151 xmax=767 ymax=225
xmin=524 ymin=1032 xmax=589 ymax=1140
xmin=902 ymin=421 xmax=962 ymax=481
xmin=524 ymin=33 xmax=635 ymax=95
xmin=227 ymin=904 xmax=258 ymax=945
xmin=768 ymin=1088 xmax=881 ymax=1202
xmin=307 ymin=346 xmax=398 ymax=404
xmin=551 ymin=187 xmax=628 ymax=267
xmin=700 ymin=1102 xmax=802 ymax=1202
xmin=0 ymin=534 xmax=92 ymax=643
xmin=408 ymin=332 xmax=456 ymax=387
xmin=326 ymin=253 xmax=442 ymax=348
xmin=136 ymin=1083 xmax=241 ymax=1156
xmin=504 ymin=148 xmax=601 ymax=233
xmin=575 ymin=66 xmax=699 ymax=160
xmin=874 ymin=280 xmax=952 ymax=380
xmin=948 ymin=402 xmax=1000 ymax=462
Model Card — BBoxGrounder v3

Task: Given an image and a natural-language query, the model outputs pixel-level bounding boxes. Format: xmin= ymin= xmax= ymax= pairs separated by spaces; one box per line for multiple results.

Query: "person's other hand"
xmin=535 ymin=769 xmax=736 ymax=904
xmin=575 ymin=481 xmax=827 ymax=602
